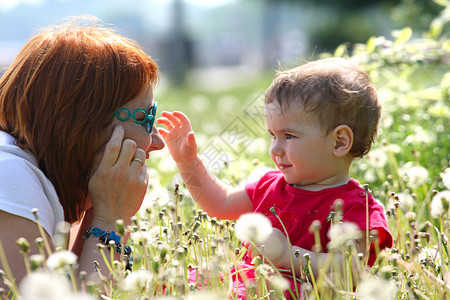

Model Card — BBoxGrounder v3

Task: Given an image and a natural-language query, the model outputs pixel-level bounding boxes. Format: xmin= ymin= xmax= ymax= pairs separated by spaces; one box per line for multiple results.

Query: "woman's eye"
xmin=133 ymin=110 xmax=147 ymax=123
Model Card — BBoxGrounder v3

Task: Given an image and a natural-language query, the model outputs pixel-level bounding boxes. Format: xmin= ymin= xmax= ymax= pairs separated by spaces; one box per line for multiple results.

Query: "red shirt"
xmin=245 ymin=170 xmax=393 ymax=266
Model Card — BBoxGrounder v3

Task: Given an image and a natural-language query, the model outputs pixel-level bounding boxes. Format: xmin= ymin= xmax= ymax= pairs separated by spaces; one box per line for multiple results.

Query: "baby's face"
xmin=265 ymin=101 xmax=344 ymax=190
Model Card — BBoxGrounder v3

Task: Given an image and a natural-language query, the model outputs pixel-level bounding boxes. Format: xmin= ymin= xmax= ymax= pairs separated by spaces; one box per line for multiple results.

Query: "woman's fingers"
xmin=131 ymin=148 xmax=146 ymax=168
xmin=99 ymin=125 xmax=125 ymax=168
xmin=114 ymin=138 xmax=136 ymax=168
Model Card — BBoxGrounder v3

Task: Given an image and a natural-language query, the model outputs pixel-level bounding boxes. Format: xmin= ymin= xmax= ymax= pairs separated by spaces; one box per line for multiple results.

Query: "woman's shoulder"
xmin=0 ymin=131 xmax=38 ymax=165
xmin=0 ymin=136 xmax=64 ymax=238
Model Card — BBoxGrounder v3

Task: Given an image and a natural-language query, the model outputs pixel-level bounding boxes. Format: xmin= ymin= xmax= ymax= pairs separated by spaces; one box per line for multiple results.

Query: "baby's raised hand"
xmin=157 ymin=111 xmax=198 ymax=162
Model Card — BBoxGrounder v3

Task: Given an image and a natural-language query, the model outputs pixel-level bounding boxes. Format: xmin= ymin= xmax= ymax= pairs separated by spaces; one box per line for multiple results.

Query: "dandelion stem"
xmin=365 ymin=185 xmax=370 ymax=268
xmin=270 ymin=207 xmax=301 ymax=299
xmin=307 ymin=258 xmax=320 ymax=300
xmin=0 ymin=239 xmax=20 ymax=298
xmin=417 ymin=179 xmax=438 ymax=222
xmin=98 ymin=245 xmax=113 ymax=274
xmin=31 ymin=210 xmax=53 ymax=257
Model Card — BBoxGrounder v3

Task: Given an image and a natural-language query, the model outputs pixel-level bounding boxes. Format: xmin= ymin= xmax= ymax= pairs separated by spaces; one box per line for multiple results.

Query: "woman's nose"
xmin=149 ymin=125 xmax=165 ymax=151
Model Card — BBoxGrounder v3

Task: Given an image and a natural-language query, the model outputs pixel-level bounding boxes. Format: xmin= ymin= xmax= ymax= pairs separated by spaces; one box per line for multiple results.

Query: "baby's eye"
xmin=285 ymin=134 xmax=295 ymax=139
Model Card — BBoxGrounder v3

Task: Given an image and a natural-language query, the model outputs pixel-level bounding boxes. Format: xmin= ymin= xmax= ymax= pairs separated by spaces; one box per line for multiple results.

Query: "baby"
xmin=157 ymin=57 xmax=393 ymax=297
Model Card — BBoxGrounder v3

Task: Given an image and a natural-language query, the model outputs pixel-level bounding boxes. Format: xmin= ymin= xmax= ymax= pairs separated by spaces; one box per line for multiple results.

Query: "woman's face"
xmin=95 ymin=87 xmax=165 ymax=164
xmin=110 ymin=88 xmax=165 ymax=158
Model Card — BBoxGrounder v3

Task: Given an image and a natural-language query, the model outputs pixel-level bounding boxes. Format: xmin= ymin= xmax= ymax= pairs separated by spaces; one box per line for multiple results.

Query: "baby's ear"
xmin=332 ymin=125 xmax=353 ymax=157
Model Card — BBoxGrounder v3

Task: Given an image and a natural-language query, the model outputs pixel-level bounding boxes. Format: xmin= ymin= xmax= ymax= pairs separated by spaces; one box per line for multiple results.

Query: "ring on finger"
xmin=132 ymin=157 xmax=145 ymax=167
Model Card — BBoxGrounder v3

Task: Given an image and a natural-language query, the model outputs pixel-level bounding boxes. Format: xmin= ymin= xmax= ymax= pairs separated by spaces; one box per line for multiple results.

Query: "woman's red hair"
xmin=0 ymin=16 xmax=159 ymax=223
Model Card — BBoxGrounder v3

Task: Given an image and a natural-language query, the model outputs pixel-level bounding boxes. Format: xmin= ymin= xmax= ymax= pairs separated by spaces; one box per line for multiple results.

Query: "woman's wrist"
xmin=90 ymin=216 xmax=130 ymax=231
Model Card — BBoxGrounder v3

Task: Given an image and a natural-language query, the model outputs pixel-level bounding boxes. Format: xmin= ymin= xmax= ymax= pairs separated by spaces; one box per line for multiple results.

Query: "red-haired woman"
xmin=0 ymin=16 xmax=164 ymax=287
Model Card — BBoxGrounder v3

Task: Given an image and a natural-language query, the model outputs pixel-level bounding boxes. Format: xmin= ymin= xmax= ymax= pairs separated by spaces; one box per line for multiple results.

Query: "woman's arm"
xmin=0 ymin=211 xmax=53 ymax=289
xmin=76 ymin=125 xmax=148 ymax=277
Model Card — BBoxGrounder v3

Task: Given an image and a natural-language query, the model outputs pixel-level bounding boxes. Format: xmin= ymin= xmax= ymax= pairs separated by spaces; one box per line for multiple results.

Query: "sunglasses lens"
xmin=133 ymin=109 xmax=147 ymax=125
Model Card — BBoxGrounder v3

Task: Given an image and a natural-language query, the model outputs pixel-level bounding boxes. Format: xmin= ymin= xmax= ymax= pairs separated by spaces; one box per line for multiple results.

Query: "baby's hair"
xmin=265 ymin=57 xmax=380 ymax=158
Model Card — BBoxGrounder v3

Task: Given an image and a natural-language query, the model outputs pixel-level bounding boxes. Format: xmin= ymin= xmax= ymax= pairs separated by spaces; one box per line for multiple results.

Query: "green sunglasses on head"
xmin=113 ymin=101 xmax=158 ymax=133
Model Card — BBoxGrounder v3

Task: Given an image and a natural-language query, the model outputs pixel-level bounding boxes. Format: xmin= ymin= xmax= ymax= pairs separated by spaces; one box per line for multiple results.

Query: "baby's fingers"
xmin=186 ymin=132 xmax=197 ymax=148
xmin=172 ymin=111 xmax=193 ymax=128
xmin=159 ymin=111 xmax=183 ymax=127
xmin=156 ymin=116 xmax=174 ymax=131
xmin=157 ymin=127 xmax=169 ymax=139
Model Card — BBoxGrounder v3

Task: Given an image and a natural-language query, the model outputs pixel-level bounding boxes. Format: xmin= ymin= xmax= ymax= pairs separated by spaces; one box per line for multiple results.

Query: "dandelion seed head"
xmin=357 ymin=275 xmax=396 ymax=300
xmin=418 ymin=246 xmax=441 ymax=266
xmin=29 ymin=254 xmax=45 ymax=270
xmin=255 ymin=263 xmax=273 ymax=278
xmin=327 ymin=222 xmax=362 ymax=250
xmin=269 ymin=275 xmax=290 ymax=292
xmin=405 ymin=211 xmax=416 ymax=222
xmin=365 ymin=148 xmax=388 ymax=168
xmin=386 ymin=143 xmax=401 ymax=153
xmin=185 ymin=290 xmax=224 ymax=300
xmin=46 ymin=250 xmax=78 ymax=271
xmin=140 ymin=178 xmax=171 ymax=211
xmin=64 ymin=294 xmax=96 ymax=300
xmin=235 ymin=213 xmax=273 ymax=244
xmin=441 ymin=168 xmax=450 ymax=189
xmin=381 ymin=115 xmax=394 ymax=128
xmin=157 ymin=154 xmax=178 ymax=174
xmin=399 ymin=162 xmax=429 ymax=188
xmin=387 ymin=192 xmax=414 ymax=211
xmin=430 ymin=190 xmax=450 ymax=219
xmin=20 ymin=272 xmax=71 ymax=300
xmin=364 ymin=168 xmax=376 ymax=183
xmin=121 ymin=269 xmax=153 ymax=291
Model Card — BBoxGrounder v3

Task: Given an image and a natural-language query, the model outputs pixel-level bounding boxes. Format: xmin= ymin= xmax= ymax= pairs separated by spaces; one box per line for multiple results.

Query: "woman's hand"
xmin=88 ymin=124 xmax=148 ymax=224
xmin=244 ymin=228 xmax=290 ymax=266
xmin=156 ymin=111 xmax=198 ymax=163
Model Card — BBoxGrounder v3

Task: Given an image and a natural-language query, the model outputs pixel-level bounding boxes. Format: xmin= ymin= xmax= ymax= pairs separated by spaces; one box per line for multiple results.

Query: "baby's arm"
xmin=157 ymin=111 xmax=253 ymax=220
xmin=246 ymin=228 xmax=368 ymax=279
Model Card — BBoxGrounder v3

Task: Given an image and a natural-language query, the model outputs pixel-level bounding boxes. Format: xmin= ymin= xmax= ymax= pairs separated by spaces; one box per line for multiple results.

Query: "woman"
xmin=0 ymin=15 xmax=164 ymax=286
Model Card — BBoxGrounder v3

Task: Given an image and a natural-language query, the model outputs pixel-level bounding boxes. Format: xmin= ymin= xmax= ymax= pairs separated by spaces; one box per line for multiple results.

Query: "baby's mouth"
xmin=278 ymin=164 xmax=292 ymax=170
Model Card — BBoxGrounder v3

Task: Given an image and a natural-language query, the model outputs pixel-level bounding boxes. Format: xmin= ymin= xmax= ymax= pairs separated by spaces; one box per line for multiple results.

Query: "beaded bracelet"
xmin=84 ymin=227 xmax=132 ymax=256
